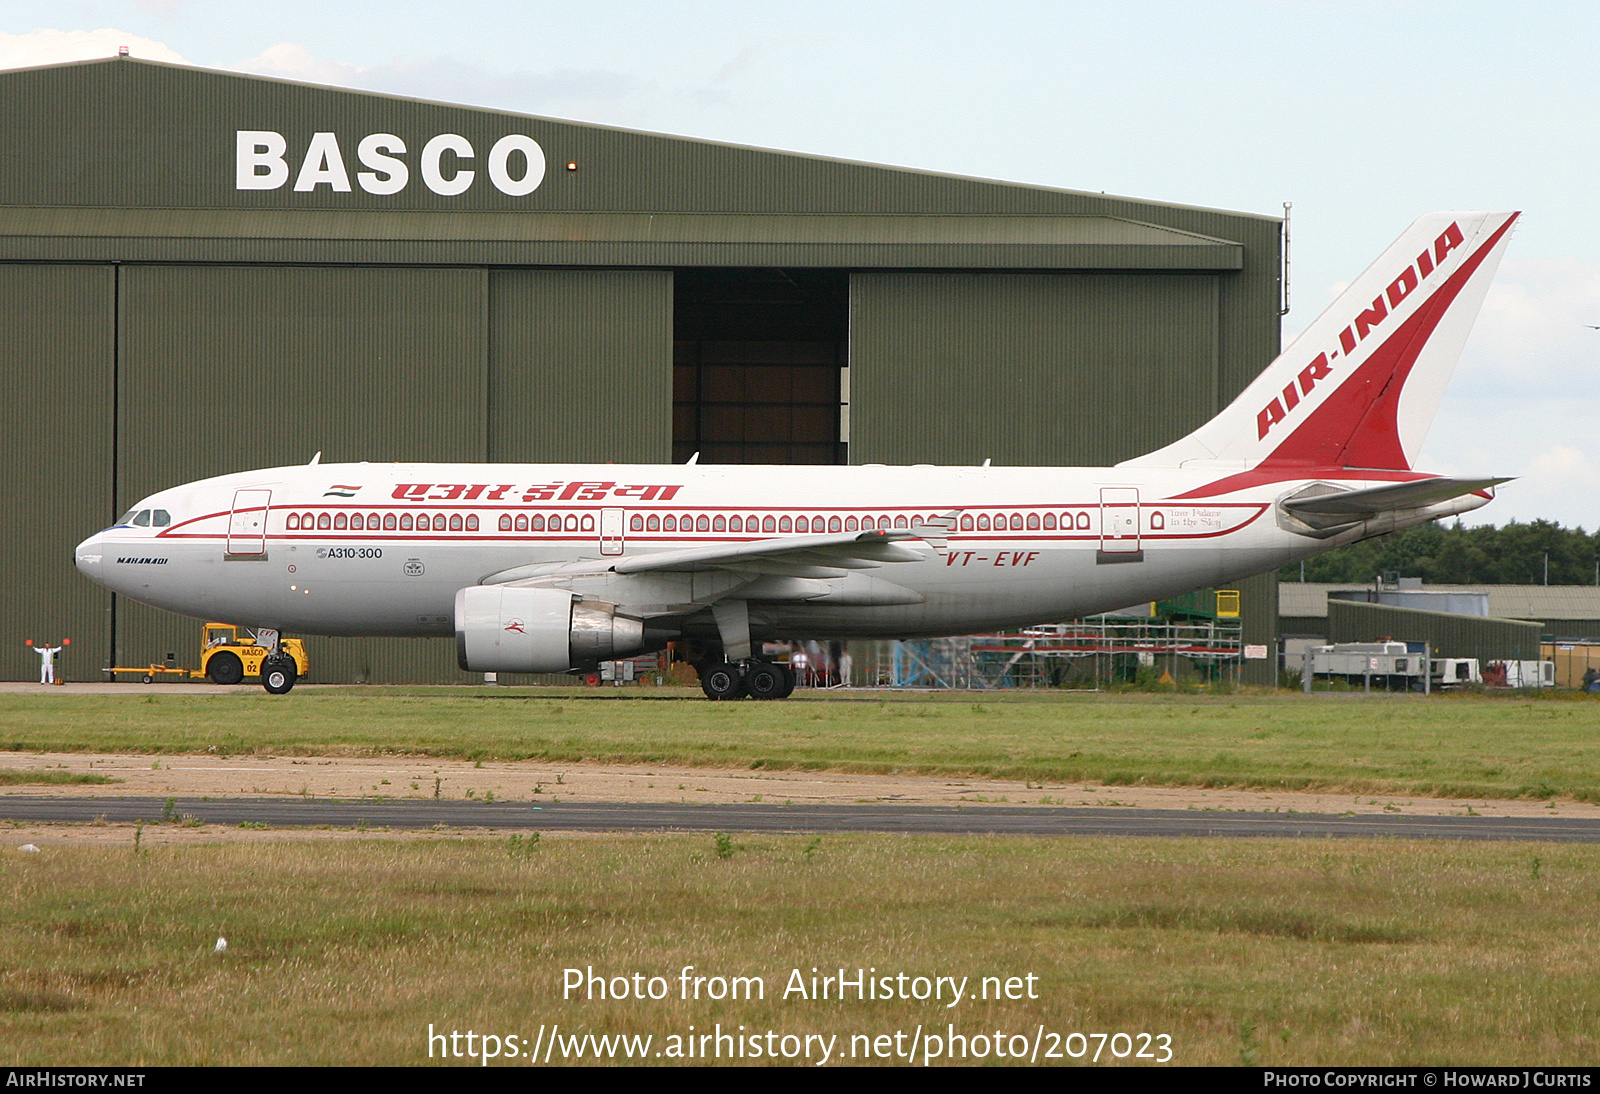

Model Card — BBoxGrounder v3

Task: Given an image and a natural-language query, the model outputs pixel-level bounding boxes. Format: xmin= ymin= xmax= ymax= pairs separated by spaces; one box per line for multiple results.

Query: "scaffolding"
xmin=869 ymin=617 xmax=1244 ymax=690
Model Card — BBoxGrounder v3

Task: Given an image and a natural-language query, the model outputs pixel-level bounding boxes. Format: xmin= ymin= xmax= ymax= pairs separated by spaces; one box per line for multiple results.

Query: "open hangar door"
xmin=673 ymin=268 xmax=848 ymax=466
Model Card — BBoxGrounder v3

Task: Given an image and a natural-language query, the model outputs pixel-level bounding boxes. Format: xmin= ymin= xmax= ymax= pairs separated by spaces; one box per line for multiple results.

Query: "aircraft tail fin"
xmin=1121 ymin=210 xmax=1518 ymax=472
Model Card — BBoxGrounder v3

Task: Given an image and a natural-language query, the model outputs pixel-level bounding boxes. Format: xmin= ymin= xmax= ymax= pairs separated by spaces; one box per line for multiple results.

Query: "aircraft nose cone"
xmin=75 ymin=533 xmax=106 ymax=585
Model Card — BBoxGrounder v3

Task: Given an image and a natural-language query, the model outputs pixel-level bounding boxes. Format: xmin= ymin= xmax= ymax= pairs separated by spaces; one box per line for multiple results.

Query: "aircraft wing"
xmin=1281 ymin=477 xmax=1510 ymax=520
xmin=611 ymin=527 xmax=933 ymax=577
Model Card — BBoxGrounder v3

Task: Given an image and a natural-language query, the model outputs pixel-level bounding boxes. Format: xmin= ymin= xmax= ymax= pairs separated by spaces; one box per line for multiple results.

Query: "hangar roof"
xmin=0 ymin=206 xmax=1242 ymax=267
xmin=0 ymin=56 xmax=1270 ymax=268
xmin=1281 ymin=583 xmax=1600 ymax=622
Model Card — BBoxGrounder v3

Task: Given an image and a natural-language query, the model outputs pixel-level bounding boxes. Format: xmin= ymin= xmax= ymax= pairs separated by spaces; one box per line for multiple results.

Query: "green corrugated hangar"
xmin=0 ymin=56 xmax=1285 ymax=685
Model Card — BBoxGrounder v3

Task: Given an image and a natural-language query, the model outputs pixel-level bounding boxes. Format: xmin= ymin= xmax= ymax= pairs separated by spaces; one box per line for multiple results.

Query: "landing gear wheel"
xmin=261 ymin=655 xmax=297 ymax=695
xmin=775 ymin=662 xmax=796 ymax=699
xmin=208 ymin=651 xmax=244 ymax=685
xmin=699 ymin=661 xmax=744 ymax=701
xmin=744 ymin=662 xmax=787 ymax=700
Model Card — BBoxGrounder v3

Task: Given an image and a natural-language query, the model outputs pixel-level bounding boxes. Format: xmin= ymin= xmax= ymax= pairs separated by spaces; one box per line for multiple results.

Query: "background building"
xmin=0 ymin=57 xmax=1285 ymax=684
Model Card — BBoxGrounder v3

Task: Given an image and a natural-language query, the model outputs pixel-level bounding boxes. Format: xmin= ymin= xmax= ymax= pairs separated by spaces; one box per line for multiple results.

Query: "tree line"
xmin=1281 ymin=520 xmax=1600 ymax=586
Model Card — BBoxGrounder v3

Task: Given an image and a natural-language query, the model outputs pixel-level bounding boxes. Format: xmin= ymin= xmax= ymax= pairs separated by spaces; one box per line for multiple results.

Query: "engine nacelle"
xmin=454 ymin=585 xmax=645 ymax=673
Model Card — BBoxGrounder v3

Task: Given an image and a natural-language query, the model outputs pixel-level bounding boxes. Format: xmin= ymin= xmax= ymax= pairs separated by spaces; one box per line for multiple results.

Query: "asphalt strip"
xmin=4 ymin=796 xmax=1600 ymax=842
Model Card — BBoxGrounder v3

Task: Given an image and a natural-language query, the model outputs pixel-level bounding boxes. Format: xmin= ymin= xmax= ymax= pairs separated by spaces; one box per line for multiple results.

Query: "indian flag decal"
xmin=323 ymin=484 xmax=362 ymax=498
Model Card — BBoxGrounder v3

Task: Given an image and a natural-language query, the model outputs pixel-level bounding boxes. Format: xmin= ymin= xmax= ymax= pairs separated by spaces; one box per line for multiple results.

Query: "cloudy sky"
xmin=3 ymin=2 xmax=1595 ymax=528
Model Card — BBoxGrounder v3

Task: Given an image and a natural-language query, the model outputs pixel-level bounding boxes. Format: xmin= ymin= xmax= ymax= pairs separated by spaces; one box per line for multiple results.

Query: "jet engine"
xmin=455 ymin=585 xmax=645 ymax=673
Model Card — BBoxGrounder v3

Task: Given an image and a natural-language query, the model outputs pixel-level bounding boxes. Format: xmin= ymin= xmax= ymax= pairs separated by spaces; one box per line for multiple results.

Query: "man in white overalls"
xmin=26 ymin=639 xmax=66 ymax=684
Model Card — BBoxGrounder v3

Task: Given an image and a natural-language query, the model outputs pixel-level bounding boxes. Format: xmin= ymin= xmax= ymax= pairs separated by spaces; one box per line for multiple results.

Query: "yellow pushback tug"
xmin=105 ymin=623 xmax=309 ymax=685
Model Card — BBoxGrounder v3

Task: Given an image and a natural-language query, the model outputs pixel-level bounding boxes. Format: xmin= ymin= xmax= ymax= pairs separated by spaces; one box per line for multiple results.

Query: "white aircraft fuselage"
xmin=80 ymin=461 xmax=1472 ymax=640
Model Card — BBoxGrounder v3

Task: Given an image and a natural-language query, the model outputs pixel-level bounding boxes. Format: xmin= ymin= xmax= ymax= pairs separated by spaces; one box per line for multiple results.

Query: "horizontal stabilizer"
xmin=1282 ymin=477 xmax=1509 ymax=519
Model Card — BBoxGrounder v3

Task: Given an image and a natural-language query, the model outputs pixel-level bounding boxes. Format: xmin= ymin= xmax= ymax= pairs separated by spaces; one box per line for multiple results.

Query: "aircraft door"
xmin=1097 ymin=487 xmax=1143 ymax=563
xmin=227 ymin=489 xmax=272 ymax=557
xmin=600 ymin=507 xmax=625 ymax=556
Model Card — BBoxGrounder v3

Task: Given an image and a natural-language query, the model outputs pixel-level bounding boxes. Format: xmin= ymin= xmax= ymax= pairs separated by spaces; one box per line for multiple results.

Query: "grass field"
xmin=2 ymin=833 xmax=1597 ymax=1066
xmin=2 ymin=688 xmax=1598 ymax=802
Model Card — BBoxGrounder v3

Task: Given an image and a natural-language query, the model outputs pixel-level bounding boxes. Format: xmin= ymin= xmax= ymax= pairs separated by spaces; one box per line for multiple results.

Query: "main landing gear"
xmin=699 ymin=660 xmax=796 ymax=701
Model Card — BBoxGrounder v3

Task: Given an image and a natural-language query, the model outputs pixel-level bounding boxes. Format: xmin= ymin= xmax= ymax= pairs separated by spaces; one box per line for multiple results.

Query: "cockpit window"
xmin=132 ymin=510 xmax=152 ymax=527
xmin=116 ymin=510 xmax=138 ymax=527
xmin=152 ymin=510 xmax=171 ymax=527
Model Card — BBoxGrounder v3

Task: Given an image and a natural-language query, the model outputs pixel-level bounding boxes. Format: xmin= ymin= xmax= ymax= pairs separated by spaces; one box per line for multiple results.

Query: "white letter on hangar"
xmin=421 ymin=133 xmax=475 ymax=195
xmin=357 ymin=134 xmax=409 ymax=195
xmin=488 ymin=135 xmax=545 ymax=196
xmin=236 ymin=130 xmax=289 ymax=190
xmin=295 ymin=132 xmax=352 ymax=192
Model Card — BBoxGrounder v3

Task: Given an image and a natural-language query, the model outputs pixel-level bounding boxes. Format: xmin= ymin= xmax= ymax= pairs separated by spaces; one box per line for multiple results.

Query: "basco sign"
xmin=235 ymin=131 xmax=546 ymax=197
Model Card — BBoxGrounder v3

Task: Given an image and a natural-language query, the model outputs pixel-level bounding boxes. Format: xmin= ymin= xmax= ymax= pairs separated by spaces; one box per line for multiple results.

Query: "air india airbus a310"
xmin=75 ymin=211 xmax=1517 ymax=699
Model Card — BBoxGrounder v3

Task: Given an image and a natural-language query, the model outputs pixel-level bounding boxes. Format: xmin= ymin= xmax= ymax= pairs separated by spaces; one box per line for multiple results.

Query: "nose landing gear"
xmin=255 ymin=627 xmax=297 ymax=695
xmin=261 ymin=653 xmax=297 ymax=695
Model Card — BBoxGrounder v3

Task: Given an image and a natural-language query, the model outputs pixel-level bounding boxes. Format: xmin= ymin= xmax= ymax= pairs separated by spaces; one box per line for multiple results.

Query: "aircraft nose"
xmin=75 ymin=533 xmax=106 ymax=585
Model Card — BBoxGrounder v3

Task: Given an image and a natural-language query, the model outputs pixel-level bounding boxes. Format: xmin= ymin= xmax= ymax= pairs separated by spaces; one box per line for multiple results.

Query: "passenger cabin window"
xmin=713 ymin=515 xmax=726 ymax=532
xmin=287 ymin=514 xmax=300 ymax=531
xmin=580 ymin=515 xmax=595 ymax=532
xmin=500 ymin=515 xmax=513 ymax=531
xmin=349 ymin=514 xmax=363 ymax=531
xmin=762 ymin=516 xmax=776 ymax=533
xmin=795 ymin=516 xmax=809 ymax=533
xmin=845 ymin=516 xmax=858 ymax=531
xmin=400 ymin=513 xmax=413 ymax=530
xmin=696 ymin=515 xmax=709 ymax=532
xmin=417 ymin=515 xmax=431 ymax=531
xmin=1010 ymin=514 xmax=1023 ymax=531
xmin=466 ymin=515 xmax=479 ymax=532
xmin=646 ymin=514 xmax=660 ymax=531
xmin=893 ymin=516 xmax=908 ymax=529
xmin=450 ymin=515 xmax=463 ymax=532
xmin=664 ymin=515 xmax=677 ymax=531
xmin=383 ymin=513 xmax=396 ymax=530
xmin=729 ymin=516 xmax=741 ymax=532
xmin=977 ymin=515 xmax=990 ymax=531
xmin=317 ymin=513 xmax=331 ymax=530
xmin=778 ymin=516 xmax=792 ymax=533
xmin=1026 ymin=513 xmax=1040 ymax=530
xmin=630 ymin=515 xmax=644 ymax=531
xmin=530 ymin=515 xmax=545 ymax=531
